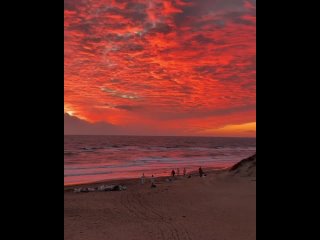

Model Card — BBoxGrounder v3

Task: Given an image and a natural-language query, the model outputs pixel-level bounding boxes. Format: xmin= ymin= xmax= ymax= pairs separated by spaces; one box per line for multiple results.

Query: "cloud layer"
xmin=64 ymin=0 xmax=256 ymax=136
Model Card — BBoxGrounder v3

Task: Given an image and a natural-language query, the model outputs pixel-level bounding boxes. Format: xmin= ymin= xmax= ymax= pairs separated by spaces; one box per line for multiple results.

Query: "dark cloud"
xmin=107 ymin=6 xmax=148 ymax=23
xmin=125 ymin=2 xmax=147 ymax=11
xmin=147 ymin=23 xmax=173 ymax=34
xmin=123 ymin=43 xmax=145 ymax=52
xmin=68 ymin=22 xmax=93 ymax=34
xmin=82 ymin=36 xmax=103 ymax=43
xmin=191 ymin=34 xmax=225 ymax=45
xmin=233 ymin=17 xmax=255 ymax=26
xmin=179 ymin=85 xmax=194 ymax=94
xmin=64 ymin=113 xmax=121 ymax=135
xmin=115 ymin=105 xmax=144 ymax=111
xmin=194 ymin=65 xmax=217 ymax=74
xmin=64 ymin=0 xmax=85 ymax=11
xmin=146 ymin=104 xmax=256 ymax=121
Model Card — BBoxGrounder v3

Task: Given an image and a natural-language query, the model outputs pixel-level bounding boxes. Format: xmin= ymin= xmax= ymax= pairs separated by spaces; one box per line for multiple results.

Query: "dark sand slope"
xmin=230 ymin=153 xmax=256 ymax=177
xmin=64 ymin=155 xmax=256 ymax=240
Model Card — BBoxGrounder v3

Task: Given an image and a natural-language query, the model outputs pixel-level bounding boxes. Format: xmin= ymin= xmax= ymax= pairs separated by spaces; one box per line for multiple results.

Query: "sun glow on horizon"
xmin=200 ymin=122 xmax=256 ymax=137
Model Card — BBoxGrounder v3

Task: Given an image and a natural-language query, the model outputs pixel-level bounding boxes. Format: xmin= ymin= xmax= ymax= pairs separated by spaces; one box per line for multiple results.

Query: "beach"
xmin=64 ymin=163 xmax=256 ymax=240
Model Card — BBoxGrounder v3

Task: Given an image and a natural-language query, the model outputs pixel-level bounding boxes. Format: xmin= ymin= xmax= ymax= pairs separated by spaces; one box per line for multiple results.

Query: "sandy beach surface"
xmin=64 ymin=165 xmax=256 ymax=240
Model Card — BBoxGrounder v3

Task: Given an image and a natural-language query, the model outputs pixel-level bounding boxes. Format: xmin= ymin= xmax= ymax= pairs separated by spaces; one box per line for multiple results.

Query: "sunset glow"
xmin=64 ymin=0 xmax=256 ymax=136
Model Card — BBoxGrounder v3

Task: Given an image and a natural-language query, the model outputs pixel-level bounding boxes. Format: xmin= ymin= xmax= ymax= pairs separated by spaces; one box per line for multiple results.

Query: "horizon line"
xmin=64 ymin=134 xmax=256 ymax=139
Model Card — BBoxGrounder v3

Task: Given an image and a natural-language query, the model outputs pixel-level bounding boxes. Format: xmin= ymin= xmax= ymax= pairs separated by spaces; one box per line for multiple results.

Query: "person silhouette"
xmin=151 ymin=175 xmax=156 ymax=188
xmin=141 ymin=173 xmax=145 ymax=184
xmin=171 ymin=169 xmax=176 ymax=177
xmin=199 ymin=167 xmax=204 ymax=177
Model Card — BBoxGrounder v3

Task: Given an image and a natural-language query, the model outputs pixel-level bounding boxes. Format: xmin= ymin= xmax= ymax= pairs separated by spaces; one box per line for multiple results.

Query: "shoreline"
xmin=64 ymin=167 xmax=229 ymax=190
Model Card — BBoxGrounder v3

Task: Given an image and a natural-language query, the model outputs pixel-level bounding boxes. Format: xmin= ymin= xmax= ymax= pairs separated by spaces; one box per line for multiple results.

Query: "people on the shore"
xmin=139 ymin=167 xmax=207 ymax=188
xmin=151 ymin=175 xmax=156 ymax=188
xmin=141 ymin=173 xmax=145 ymax=184
xmin=199 ymin=167 xmax=204 ymax=177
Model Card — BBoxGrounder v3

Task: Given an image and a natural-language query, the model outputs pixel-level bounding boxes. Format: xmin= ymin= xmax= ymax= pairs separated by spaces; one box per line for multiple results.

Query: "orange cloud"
xmin=199 ymin=122 xmax=256 ymax=137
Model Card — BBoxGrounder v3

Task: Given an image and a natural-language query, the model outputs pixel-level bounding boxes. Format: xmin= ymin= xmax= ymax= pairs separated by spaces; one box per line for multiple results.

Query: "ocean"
xmin=64 ymin=135 xmax=256 ymax=185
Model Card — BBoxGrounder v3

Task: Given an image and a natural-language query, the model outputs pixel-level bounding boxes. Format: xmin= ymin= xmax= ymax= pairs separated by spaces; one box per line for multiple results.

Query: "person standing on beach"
xmin=151 ymin=175 xmax=156 ymax=188
xmin=199 ymin=167 xmax=204 ymax=177
xmin=141 ymin=173 xmax=145 ymax=184
xmin=183 ymin=168 xmax=187 ymax=176
xmin=171 ymin=169 xmax=176 ymax=178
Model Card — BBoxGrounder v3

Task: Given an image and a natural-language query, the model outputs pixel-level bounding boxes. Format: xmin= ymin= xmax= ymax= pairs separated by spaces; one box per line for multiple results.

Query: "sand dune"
xmin=229 ymin=153 xmax=256 ymax=177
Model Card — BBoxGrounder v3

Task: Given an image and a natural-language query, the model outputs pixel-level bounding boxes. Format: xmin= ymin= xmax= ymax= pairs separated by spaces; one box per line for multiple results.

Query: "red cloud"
xmin=64 ymin=0 xmax=256 ymax=136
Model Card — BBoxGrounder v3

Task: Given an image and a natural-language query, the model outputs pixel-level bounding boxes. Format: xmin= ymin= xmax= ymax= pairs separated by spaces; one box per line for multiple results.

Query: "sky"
xmin=64 ymin=0 xmax=256 ymax=137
